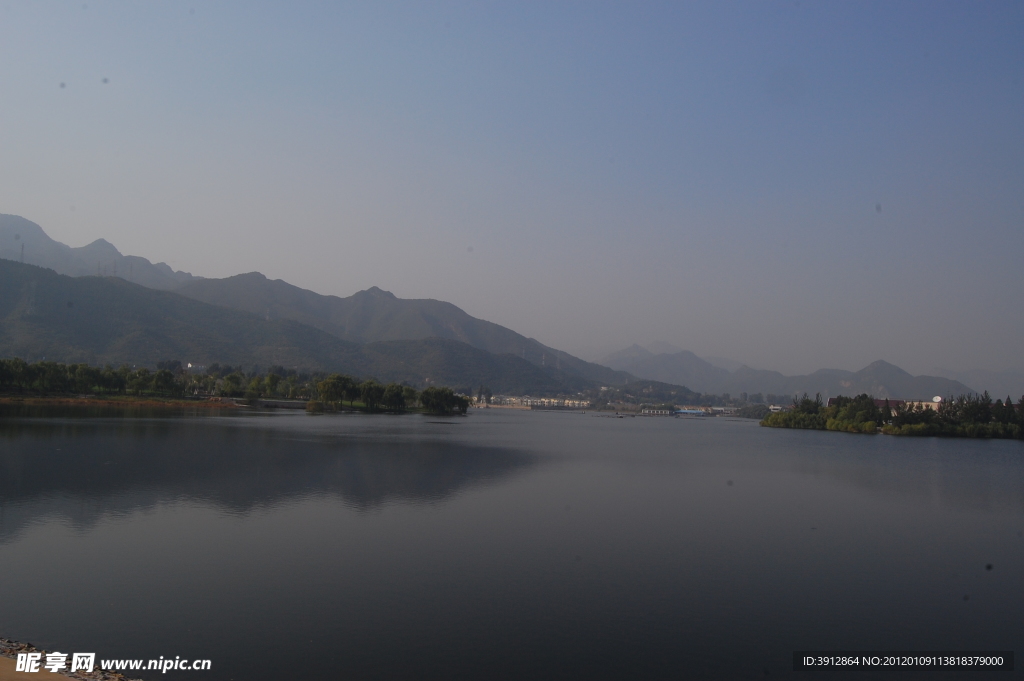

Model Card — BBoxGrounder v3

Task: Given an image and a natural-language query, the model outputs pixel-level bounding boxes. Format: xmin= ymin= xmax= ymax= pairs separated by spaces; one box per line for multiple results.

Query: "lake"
xmin=1 ymin=408 xmax=1021 ymax=679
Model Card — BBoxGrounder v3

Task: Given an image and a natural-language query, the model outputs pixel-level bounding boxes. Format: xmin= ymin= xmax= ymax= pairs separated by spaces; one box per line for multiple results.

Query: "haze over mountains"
xmin=600 ymin=344 xmax=978 ymax=401
xmin=175 ymin=273 xmax=625 ymax=386
xmin=1 ymin=214 xmax=198 ymax=291
xmin=0 ymin=259 xmax=610 ymax=394
xmin=927 ymin=368 xmax=1024 ymax=405
xmin=2 ymin=214 xmax=1015 ymax=399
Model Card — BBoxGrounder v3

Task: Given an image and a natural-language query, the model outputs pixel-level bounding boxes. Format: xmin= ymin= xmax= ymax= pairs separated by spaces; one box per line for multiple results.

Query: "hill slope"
xmin=0 ymin=260 xmax=583 ymax=394
xmin=176 ymin=272 xmax=631 ymax=386
xmin=600 ymin=345 xmax=730 ymax=393
xmin=1 ymin=214 xmax=197 ymax=290
xmin=2 ymin=215 xmax=631 ymax=387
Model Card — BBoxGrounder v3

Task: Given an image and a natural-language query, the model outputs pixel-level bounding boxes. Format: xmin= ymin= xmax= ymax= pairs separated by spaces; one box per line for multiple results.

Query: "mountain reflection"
xmin=0 ymin=412 xmax=536 ymax=543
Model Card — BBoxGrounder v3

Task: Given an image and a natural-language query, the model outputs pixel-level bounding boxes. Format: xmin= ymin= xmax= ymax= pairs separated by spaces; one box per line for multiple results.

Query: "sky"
xmin=1 ymin=1 xmax=1021 ymax=375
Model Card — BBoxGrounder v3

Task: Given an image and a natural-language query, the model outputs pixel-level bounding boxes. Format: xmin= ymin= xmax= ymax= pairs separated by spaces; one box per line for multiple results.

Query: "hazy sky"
xmin=1 ymin=1 xmax=1021 ymax=374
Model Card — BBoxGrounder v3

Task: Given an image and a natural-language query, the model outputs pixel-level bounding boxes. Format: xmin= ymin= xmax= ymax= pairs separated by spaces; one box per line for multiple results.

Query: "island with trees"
xmin=761 ymin=392 xmax=1023 ymax=439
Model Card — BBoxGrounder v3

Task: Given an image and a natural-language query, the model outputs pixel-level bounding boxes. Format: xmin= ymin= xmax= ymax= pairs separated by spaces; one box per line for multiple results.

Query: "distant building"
xmin=903 ymin=399 xmax=942 ymax=412
xmin=825 ymin=397 xmax=942 ymax=412
xmin=487 ymin=395 xmax=590 ymax=409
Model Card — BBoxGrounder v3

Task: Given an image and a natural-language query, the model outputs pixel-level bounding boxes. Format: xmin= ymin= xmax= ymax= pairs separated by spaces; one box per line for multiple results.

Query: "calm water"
xmin=1 ymin=408 xmax=1022 ymax=680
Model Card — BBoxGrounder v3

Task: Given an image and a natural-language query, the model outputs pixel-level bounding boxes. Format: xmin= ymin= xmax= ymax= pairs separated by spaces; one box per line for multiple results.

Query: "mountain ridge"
xmin=1 ymin=215 xmax=631 ymax=388
xmin=0 ymin=259 xmax=590 ymax=394
xmin=599 ymin=346 xmax=976 ymax=400
xmin=1 ymin=214 xmax=198 ymax=291
xmin=175 ymin=271 xmax=630 ymax=387
xmin=1 ymin=214 xmax=998 ymax=400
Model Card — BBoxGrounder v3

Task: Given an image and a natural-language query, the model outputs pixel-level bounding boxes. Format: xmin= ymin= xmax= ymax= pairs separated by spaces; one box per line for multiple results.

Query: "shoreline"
xmin=0 ymin=395 xmax=239 ymax=410
xmin=760 ymin=420 xmax=1023 ymax=440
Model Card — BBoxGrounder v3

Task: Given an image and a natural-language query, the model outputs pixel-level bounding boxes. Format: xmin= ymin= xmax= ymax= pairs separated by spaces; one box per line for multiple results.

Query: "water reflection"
xmin=0 ymin=410 xmax=1021 ymax=680
xmin=762 ymin=427 xmax=1024 ymax=514
xmin=0 ymin=411 xmax=536 ymax=543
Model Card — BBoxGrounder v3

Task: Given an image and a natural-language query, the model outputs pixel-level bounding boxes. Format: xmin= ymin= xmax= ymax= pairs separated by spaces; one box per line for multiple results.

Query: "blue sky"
xmin=1 ymin=1 xmax=1021 ymax=374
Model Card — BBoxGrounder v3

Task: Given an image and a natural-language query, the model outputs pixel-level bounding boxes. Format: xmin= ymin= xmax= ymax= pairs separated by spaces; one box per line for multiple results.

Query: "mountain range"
xmin=600 ymin=344 xmax=976 ymax=401
xmin=1 ymin=214 xmax=631 ymax=393
xmin=0 ymin=259 xmax=614 ymax=394
xmin=2 ymin=213 xmax=1009 ymax=400
xmin=174 ymin=273 xmax=626 ymax=386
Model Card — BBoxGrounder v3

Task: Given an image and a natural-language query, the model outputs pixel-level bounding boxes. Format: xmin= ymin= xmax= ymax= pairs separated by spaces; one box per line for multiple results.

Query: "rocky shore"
xmin=0 ymin=638 xmax=141 ymax=681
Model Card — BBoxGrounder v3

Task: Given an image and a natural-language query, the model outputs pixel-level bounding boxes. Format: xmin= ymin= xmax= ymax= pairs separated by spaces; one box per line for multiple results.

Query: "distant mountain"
xmin=356 ymin=338 xmax=590 ymax=394
xmin=0 ymin=260 xmax=590 ymax=394
xmin=598 ymin=344 xmax=975 ymax=400
xmin=599 ymin=344 xmax=655 ymax=369
xmin=176 ymin=272 xmax=631 ymax=387
xmin=600 ymin=346 xmax=730 ymax=394
xmin=700 ymin=355 xmax=746 ymax=373
xmin=0 ymin=258 xmax=357 ymax=370
xmin=719 ymin=361 xmax=974 ymax=400
xmin=643 ymin=341 xmax=683 ymax=355
xmin=0 ymin=214 xmax=983 ymax=402
xmin=818 ymin=361 xmax=973 ymax=401
xmin=1 ymin=215 xmax=631 ymax=388
xmin=0 ymin=214 xmax=197 ymax=291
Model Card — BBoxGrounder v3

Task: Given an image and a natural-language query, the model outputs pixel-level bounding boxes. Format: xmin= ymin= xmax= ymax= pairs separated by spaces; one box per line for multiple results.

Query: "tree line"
xmin=0 ymin=359 xmax=183 ymax=397
xmin=761 ymin=391 xmax=1023 ymax=439
xmin=311 ymin=373 xmax=468 ymax=414
xmin=0 ymin=359 xmax=470 ymax=415
xmin=884 ymin=393 xmax=1023 ymax=438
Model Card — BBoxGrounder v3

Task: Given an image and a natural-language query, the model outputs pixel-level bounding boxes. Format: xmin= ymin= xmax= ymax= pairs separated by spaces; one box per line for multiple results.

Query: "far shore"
xmin=472 ymin=403 xmax=531 ymax=410
xmin=0 ymin=395 xmax=240 ymax=410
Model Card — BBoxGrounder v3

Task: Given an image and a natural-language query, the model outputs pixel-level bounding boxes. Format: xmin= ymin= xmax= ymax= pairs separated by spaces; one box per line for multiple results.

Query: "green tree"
xmin=264 ymin=373 xmax=281 ymax=398
xmin=74 ymin=364 xmax=101 ymax=394
xmin=419 ymin=387 xmax=470 ymax=415
xmin=344 ymin=381 xmax=361 ymax=407
xmin=220 ymin=371 xmax=245 ymax=397
xmin=246 ymin=375 xmax=264 ymax=398
xmin=382 ymin=383 xmax=406 ymax=411
xmin=360 ymin=380 xmax=385 ymax=411
xmin=153 ymin=369 xmax=177 ymax=395
xmin=317 ymin=374 xmax=353 ymax=404
xmin=793 ymin=392 xmax=823 ymax=415
xmin=128 ymin=368 xmax=152 ymax=395
xmin=826 ymin=394 xmax=883 ymax=433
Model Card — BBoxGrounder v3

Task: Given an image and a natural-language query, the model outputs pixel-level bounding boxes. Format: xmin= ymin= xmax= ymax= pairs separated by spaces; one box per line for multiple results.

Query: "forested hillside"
xmin=176 ymin=272 xmax=631 ymax=386
xmin=0 ymin=260 xmax=600 ymax=394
